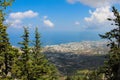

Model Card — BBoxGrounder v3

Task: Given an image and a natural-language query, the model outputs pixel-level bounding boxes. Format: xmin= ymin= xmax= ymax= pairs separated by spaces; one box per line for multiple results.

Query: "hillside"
xmin=43 ymin=41 xmax=109 ymax=75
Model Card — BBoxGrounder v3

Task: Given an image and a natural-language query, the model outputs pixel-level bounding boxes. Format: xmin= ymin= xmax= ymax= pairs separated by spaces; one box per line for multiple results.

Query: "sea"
xmin=9 ymin=31 xmax=102 ymax=47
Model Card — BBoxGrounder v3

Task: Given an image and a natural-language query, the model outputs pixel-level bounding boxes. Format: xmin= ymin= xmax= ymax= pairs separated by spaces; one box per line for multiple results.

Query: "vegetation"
xmin=0 ymin=0 xmax=15 ymax=79
xmin=99 ymin=6 xmax=120 ymax=80
xmin=0 ymin=0 xmax=59 ymax=80
xmin=65 ymin=70 xmax=90 ymax=80
xmin=65 ymin=6 xmax=120 ymax=80
xmin=31 ymin=27 xmax=59 ymax=80
xmin=82 ymin=6 xmax=120 ymax=80
xmin=18 ymin=27 xmax=33 ymax=80
xmin=0 ymin=0 xmax=120 ymax=80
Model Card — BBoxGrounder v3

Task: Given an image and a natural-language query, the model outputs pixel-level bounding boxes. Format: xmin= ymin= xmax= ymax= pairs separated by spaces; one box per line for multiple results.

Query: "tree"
xmin=0 ymin=0 xmax=59 ymax=79
xmin=83 ymin=70 xmax=103 ymax=80
xmin=33 ymin=27 xmax=42 ymax=63
xmin=32 ymin=27 xmax=59 ymax=80
xmin=0 ymin=0 xmax=15 ymax=78
xmin=99 ymin=6 xmax=120 ymax=80
xmin=19 ymin=27 xmax=33 ymax=80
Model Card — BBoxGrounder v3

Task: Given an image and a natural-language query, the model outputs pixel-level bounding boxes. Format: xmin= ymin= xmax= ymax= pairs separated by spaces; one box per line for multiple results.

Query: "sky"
xmin=4 ymin=0 xmax=120 ymax=45
xmin=6 ymin=0 xmax=120 ymax=31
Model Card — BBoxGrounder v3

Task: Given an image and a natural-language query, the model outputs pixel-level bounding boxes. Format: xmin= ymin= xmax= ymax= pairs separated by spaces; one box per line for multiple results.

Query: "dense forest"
xmin=0 ymin=0 xmax=120 ymax=80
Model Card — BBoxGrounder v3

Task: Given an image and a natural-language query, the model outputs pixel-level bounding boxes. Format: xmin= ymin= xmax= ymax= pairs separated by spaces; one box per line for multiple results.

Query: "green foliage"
xmin=65 ymin=76 xmax=82 ymax=80
xmin=32 ymin=27 xmax=60 ymax=80
xmin=99 ymin=6 xmax=120 ymax=80
xmin=84 ymin=6 xmax=120 ymax=80
xmin=11 ymin=27 xmax=60 ymax=80
xmin=84 ymin=70 xmax=104 ymax=80
xmin=0 ymin=0 xmax=15 ymax=79
xmin=0 ymin=0 xmax=14 ymax=23
xmin=81 ymin=6 xmax=120 ymax=80
xmin=0 ymin=23 xmax=10 ymax=76
xmin=65 ymin=70 xmax=90 ymax=80
xmin=11 ymin=48 xmax=22 ymax=79
xmin=18 ymin=27 xmax=33 ymax=80
xmin=0 ymin=0 xmax=60 ymax=79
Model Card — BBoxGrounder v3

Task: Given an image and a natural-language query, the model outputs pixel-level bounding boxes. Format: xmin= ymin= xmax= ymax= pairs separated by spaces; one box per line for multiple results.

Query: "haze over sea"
xmin=9 ymin=30 xmax=101 ymax=47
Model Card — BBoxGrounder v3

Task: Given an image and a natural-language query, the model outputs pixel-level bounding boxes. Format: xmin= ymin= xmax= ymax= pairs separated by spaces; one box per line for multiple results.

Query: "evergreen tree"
xmin=32 ymin=27 xmax=59 ymax=80
xmin=83 ymin=70 xmax=103 ymax=80
xmin=99 ymin=6 xmax=120 ymax=80
xmin=33 ymin=27 xmax=42 ymax=63
xmin=0 ymin=0 xmax=60 ymax=80
xmin=10 ymin=47 xmax=22 ymax=79
xmin=0 ymin=0 xmax=15 ymax=78
xmin=19 ymin=27 xmax=33 ymax=80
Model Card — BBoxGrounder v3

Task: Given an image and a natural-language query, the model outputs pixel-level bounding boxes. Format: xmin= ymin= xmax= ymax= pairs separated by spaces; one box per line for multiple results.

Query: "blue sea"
xmin=9 ymin=31 xmax=102 ymax=47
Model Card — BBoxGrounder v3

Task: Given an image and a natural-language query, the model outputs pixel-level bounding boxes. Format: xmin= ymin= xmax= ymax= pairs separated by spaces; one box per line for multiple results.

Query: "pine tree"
xmin=33 ymin=27 xmax=42 ymax=63
xmin=32 ymin=27 xmax=59 ymax=80
xmin=19 ymin=27 xmax=33 ymax=80
xmin=0 ymin=0 xmax=15 ymax=78
xmin=99 ymin=6 xmax=120 ymax=80
xmin=10 ymin=47 xmax=22 ymax=79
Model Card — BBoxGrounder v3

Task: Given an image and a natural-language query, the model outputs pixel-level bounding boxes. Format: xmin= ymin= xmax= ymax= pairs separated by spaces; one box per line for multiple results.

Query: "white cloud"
xmin=9 ymin=10 xmax=38 ymax=19
xmin=67 ymin=0 xmax=120 ymax=8
xmin=67 ymin=0 xmax=120 ymax=31
xmin=75 ymin=21 xmax=80 ymax=25
xmin=84 ymin=6 xmax=114 ymax=30
xmin=6 ymin=10 xmax=38 ymax=28
xmin=44 ymin=20 xmax=54 ymax=28
xmin=43 ymin=16 xmax=54 ymax=28
xmin=85 ymin=6 xmax=113 ymax=23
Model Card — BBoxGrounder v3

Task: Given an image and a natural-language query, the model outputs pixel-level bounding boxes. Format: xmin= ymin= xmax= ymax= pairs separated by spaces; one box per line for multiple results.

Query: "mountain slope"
xmin=43 ymin=41 xmax=109 ymax=75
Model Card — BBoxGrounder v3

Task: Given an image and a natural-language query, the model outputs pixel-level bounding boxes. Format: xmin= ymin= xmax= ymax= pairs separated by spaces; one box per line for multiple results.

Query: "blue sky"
xmin=5 ymin=0 xmax=120 ymax=45
xmin=6 ymin=0 xmax=119 ymax=32
xmin=7 ymin=0 xmax=89 ymax=32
